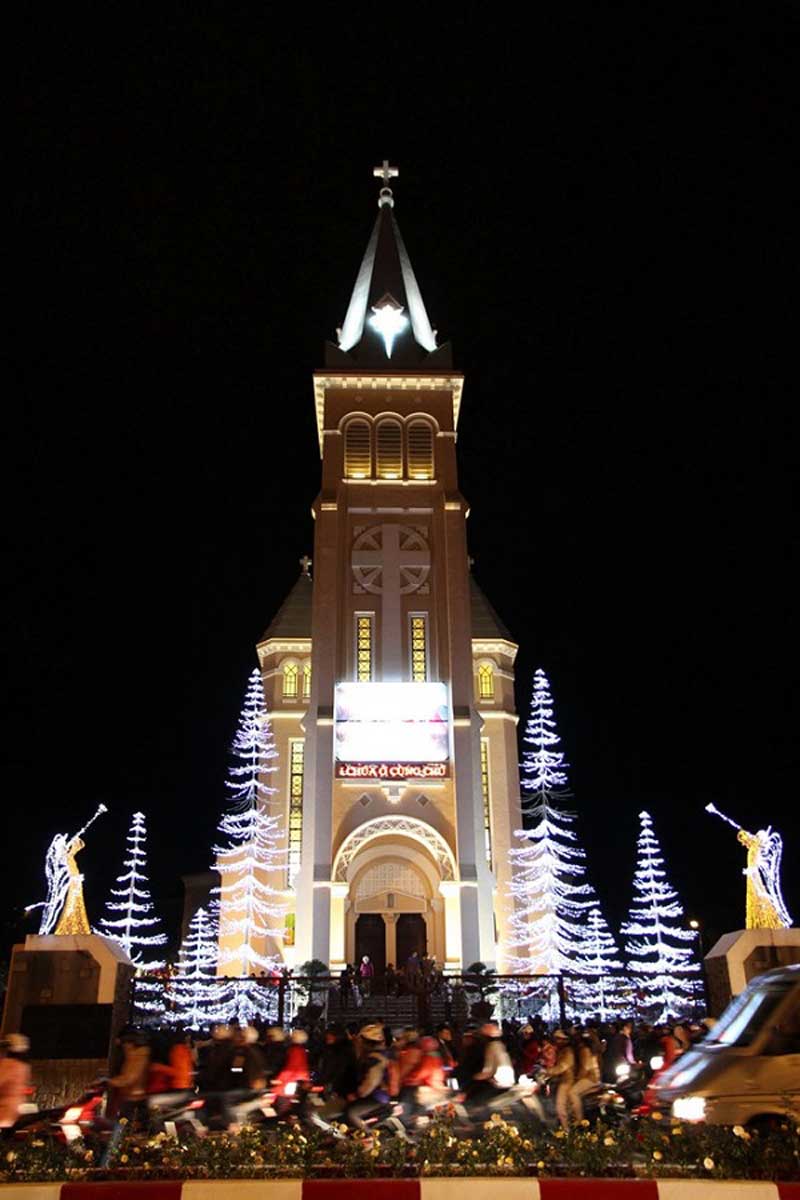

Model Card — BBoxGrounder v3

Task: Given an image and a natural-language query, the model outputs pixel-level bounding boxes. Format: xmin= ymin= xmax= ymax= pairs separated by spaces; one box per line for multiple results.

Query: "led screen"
xmin=334 ymin=682 xmax=449 ymax=764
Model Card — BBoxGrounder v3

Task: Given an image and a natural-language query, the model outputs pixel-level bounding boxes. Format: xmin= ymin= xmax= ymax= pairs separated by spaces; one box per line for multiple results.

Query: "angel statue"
xmin=26 ymin=805 xmax=108 ymax=936
xmin=706 ymin=803 xmax=793 ymax=930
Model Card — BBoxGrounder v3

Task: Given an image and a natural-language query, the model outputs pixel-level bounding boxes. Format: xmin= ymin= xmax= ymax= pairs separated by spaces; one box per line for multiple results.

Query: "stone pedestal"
xmin=1 ymin=934 xmax=134 ymax=1103
xmin=704 ymin=928 xmax=800 ymax=1016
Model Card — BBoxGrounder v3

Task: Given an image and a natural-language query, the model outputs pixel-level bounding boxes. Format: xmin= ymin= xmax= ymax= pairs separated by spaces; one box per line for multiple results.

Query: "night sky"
xmin=5 ymin=8 xmax=799 ymax=964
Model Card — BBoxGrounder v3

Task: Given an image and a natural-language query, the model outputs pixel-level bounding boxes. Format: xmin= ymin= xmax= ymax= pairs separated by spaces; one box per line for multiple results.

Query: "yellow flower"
xmin=672 ymin=1126 xmax=683 ymax=1136
xmin=120 ymin=1155 xmax=129 ymax=1164
xmin=554 ymin=1129 xmax=565 ymax=1138
xmin=490 ymin=1112 xmax=504 ymax=1124
xmin=704 ymin=1157 xmax=715 ymax=1171
xmin=653 ymin=1150 xmax=663 ymax=1161
xmin=6 ymin=1151 xmax=17 ymax=1163
xmin=603 ymin=1136 xmax=615 ymax=1146
xmin=580 ymin=1118 xmax=590 ymax=1127
xmin=650 ymin=1110 xmax=663 ymax=1121
xmin=537 ymin=1160 xmax=545 ymax=1170
xmin=732 ymin=1125 xmax=750 ymax=1140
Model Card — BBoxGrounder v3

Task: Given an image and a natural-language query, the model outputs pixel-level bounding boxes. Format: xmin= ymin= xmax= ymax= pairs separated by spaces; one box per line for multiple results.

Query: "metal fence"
xmin=132 ymin=967 xmax=706 ymax=1030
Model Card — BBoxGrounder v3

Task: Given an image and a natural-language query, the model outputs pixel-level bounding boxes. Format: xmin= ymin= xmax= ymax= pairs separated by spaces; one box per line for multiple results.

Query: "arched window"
xmin=477 ymin=662 xmax=495 ymax=700
xmin=376 ymin=418 xmax=403 ymax=479
xmin=344 ymin=419 xmax=371 ymax=478
xmin=283 ymin=662 xmax=299 ymax=700
xmin=302 ymin=661 xmax=311 ymax=699
xmin=407 ymin=420 xmax=434 ymax=479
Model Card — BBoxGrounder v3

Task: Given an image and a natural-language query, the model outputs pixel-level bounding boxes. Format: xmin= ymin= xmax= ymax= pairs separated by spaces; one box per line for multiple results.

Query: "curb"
xmin=0 ymin=1182 xmax=798 ymax=1199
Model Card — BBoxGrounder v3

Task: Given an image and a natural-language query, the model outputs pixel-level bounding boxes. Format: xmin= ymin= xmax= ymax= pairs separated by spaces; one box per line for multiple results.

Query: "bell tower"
xmin=260 ymin=165 xmax=522 ymax=972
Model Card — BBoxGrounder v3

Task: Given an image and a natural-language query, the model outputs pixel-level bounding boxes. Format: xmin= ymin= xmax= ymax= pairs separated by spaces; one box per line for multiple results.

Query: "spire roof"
xmin=327 ymin=164 xmax=451 ymax=369
xmin=257 ymin=568 xmax=313 ymax=644
xmin=469 ymin=575 xmax=515 ymax=642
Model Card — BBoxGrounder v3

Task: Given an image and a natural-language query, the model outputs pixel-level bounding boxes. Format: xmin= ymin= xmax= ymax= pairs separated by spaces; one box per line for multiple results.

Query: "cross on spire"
xmin=373 ymin=160 xmax=398 ymax=208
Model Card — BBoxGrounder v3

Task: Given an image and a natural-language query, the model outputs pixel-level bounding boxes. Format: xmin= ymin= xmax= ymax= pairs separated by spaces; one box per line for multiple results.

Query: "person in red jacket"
xmin=272 ymin=1029 xmax=311 ymax=1112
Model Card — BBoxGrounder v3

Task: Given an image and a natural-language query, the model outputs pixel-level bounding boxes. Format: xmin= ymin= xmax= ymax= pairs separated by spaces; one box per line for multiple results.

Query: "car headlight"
xmin=672 ymin=1095 xmax=706 ymax=1122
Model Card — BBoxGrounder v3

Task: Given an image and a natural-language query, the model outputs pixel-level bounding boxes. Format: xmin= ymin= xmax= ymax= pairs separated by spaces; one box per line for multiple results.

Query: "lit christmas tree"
xmin=171 ymin=906 xmax=229 ymax=1029
xmin=622 ymin=810 xmax=700 ymax=1021
xmin=505 ymin=670 xmax=596 ymax=1015
xmin=573 ymin=905 xmax=625 ymax=1021
xmin=97 ymin=811 xmax=167 ymax=1020
xmin=213 ymin=668 xmax=286 ymax=1023
xmin=520 ymin=667 xmax=570 ymax=809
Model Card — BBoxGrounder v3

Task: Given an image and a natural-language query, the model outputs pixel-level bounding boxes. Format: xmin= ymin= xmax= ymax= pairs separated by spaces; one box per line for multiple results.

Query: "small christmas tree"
xmin=622 ymin=810 xmax=700 ymax=1021
xmin=505 ymin=670 xmax=595 ymax=1016
xmin=171 ymin=907 xmax=229 ymax=1029
xmin=213 ymin=668 xmax=286 ymax=1023
xmin=573 ymin=905 xmax=625 ymax=1021
xmin=97 ymin=811 xmax=167 ymax=1020
xmin=520 ymin=667 xmax=570 ymax=808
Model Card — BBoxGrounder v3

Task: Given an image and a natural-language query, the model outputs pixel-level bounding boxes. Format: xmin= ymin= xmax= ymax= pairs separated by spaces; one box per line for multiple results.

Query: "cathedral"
xmin=251 ymin=166 xmax=522 ymax=974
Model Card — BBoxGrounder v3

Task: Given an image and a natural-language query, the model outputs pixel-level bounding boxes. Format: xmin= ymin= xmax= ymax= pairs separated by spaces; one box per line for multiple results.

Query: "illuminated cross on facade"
xmin=352 ymin=524 xmax=430 ymax=677
xmin=299 ymin=555 xmax=312 ymax=577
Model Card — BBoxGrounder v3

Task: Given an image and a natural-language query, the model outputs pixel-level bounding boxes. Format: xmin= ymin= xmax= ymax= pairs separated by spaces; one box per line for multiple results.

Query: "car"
xmin=651 ymin=963 xmax=800 ymax=1127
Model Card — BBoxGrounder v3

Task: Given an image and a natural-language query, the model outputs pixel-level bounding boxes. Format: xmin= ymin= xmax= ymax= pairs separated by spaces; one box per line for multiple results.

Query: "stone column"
xmin=329 ymin=884 xmax=349 ymax=968
xmin=386 ymin=913 xmax=398 ymax=965
xmin=439 ymin=881 xmax=464 ymax=967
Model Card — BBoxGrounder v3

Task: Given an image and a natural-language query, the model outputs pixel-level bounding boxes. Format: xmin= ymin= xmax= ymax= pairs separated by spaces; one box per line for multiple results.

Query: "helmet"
xmin=265 ymin=1026 xmax=286 ymax=1042
xmin=242 ymin=1026 xmax=260 ymax=1044
xmin=359 ymin=1023 xmax=384 ymax=1044
xmin=212 ymin=1024 xmax=231 ymax=1041
xmin=290 ymin=1029 xmax=309 ymax=1044
xmin=6 ymin=1034 xmax=29 ymax=1054
xmin=552 ymin=1029 xmax=570 ymax=1042
xmin=480 ymin=1022 xmax=501 ymax=1038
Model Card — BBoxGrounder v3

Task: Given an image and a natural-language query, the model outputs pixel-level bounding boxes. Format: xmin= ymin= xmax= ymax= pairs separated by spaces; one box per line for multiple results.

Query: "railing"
xmin=131 ymin=967 xmax=706 ymax=1030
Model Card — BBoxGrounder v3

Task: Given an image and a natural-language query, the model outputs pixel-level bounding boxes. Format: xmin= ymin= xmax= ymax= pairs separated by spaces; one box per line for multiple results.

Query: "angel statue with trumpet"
xmin=706 ymin=803 xmax=792 ymax=930
xmin=26 ymin=804 xmax=108 ymax=936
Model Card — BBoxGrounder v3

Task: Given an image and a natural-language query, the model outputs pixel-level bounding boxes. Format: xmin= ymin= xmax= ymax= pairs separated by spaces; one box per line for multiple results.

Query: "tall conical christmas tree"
xmin=97 ymin=811 xmax=167 ymax=1020
xmin=213 ymin=668 xmax=286 ymax=1023
xmin=171 ymin=906 xmax=229 ymax=1029
xmin=622 ymin=810 xmax=700 ymax=1021
xmin=505 ymin=670 xmax=596 ymax=1009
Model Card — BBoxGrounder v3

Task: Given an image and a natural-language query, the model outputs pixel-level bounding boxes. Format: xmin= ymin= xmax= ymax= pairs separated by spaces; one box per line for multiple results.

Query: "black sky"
xmin=5 ymin=7 xmax=799 ymax=961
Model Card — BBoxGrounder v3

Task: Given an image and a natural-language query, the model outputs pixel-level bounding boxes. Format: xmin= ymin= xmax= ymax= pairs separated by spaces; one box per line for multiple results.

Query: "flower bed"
xmin=2 ymin=1113 xmax=798 ymax=1185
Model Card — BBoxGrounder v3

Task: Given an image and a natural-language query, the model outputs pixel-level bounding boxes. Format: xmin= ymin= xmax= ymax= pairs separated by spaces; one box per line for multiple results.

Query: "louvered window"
xmin=376 ymin=419 xmax=403 ymax=479
xmin=287 ymin=738 xmax=305 ymax=887
xmin=478 ymin=662 xmax=495 ymax=700
xmin=283 ymin=662 xmax=299 ymax=699
xmin=481 ymin=738 xmax=493 ymax=869
xmin=345 ymin=419 xmax=371 ymax=478
xmin=407 ymin=420 xmax=434 ymax=479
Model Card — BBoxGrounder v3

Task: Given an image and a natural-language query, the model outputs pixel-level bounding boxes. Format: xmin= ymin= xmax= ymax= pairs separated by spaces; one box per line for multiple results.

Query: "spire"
xmin=331 ymin=163 xmax=446 ymax=368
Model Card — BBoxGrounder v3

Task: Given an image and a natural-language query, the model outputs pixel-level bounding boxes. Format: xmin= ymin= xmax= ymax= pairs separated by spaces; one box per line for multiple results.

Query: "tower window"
xmin=355 ymin=613 xmax=374 ymax=681
xmin=480 ymin=738 xmax=493 ymax=869
xmin=283 ymin=662 xmax=299 ymax=700
xmin=478 ymin=662 xmax=495 ymax=700
xmin=409 ymin=613 xmax=428 ymax=682
xmin=407 ymin=420 xmax=434 ymax=479
xmin=376 ymin=418 xmax=403 ymax=479
xmin=302 ymin=661 xmax=311 ymax=699
xmin=287 ymin=738 xmax=305 ymax=887
xmin=345 ymin=419 xmax=371 ymax=479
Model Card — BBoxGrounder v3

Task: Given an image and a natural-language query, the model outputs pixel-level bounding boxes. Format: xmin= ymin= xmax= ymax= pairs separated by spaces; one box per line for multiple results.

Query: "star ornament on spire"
xmin=369 ymin=292 xmax=408 ymax=358
xmin=373 ymin=159 xmax=398 ymax=208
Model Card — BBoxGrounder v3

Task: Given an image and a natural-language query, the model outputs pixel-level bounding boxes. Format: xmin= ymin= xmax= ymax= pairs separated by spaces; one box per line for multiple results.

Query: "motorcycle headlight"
xmin=672 ymin=1095 xmax=706 ymax=1122
xmin=649 ymin=1055 xmax=664 ymax=1071
xmin=494 ymin=1065 xmax=515 ymax=1088
xmin=615 ymin=1063 xmax=630 ymax=1080
xmin=284 ymin=1081 xmax=297 ymax=1096
xmin=62 ymin=1107 xmax=83 ymax=1123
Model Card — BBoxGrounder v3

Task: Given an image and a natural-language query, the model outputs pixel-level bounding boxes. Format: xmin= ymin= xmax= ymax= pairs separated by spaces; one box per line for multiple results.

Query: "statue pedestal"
xmin=704 ymin=928 xmax=800 ymax=1015
xmin=1 ymin=934 xmax=134 ymax=1106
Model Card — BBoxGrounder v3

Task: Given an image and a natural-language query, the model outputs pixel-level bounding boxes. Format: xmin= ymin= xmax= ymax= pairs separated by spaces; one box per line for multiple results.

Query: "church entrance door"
xmin=355 ymin=913 xmax=386 ymax=978
xmin=396 ymin=913 xmax=427 ymax=969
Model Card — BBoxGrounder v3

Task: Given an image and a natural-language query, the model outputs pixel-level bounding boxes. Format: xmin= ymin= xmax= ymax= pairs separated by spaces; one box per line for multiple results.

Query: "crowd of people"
xmin=0 ymin=1012 xmax=711 ymax=1136
xmin=337 ymin=953 xmax=443 ymax=1004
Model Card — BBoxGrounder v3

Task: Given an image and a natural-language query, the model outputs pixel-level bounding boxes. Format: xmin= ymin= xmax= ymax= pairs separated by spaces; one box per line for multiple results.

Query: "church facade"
xmin=255 ymin=169 xmax=522 ymax=973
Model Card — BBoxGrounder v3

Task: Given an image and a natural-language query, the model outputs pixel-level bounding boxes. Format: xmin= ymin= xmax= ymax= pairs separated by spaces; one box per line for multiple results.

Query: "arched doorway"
xmin=355 ymin=913 xmax=386 ymax=976
xmin=396 ymin=912 xmax=427 ymax=967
